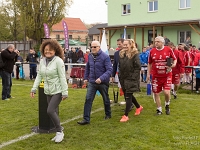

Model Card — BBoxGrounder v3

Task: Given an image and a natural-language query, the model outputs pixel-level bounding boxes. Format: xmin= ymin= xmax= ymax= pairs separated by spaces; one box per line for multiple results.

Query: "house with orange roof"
xmin=51 ymin=17 xmax=88 ymax=43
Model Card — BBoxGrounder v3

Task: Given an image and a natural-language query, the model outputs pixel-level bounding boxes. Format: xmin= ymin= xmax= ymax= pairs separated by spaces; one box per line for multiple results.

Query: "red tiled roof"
xmin=52 ymin=17 xmax=88 ymax=31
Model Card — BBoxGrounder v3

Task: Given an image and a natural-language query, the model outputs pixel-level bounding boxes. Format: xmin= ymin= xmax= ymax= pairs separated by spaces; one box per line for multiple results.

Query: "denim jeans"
xmin=83 ymin=82 xmax=111 ymax=122
xmin=0 ymin=71 xmax=12 ymax=100
xmin=29 ymin=65 xmax=37 ymax=79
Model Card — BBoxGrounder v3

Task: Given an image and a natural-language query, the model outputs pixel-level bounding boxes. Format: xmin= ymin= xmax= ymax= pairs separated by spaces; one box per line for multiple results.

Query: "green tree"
xmin=16 ymin=0 xmax=73 ymax=44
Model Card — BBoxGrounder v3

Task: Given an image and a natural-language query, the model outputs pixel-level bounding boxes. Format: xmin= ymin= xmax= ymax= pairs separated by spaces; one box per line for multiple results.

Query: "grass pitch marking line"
xmin=0 ymin=83 xmax=33 ymax=86
xmin=0 ymin=106 xmax=109 ymax=149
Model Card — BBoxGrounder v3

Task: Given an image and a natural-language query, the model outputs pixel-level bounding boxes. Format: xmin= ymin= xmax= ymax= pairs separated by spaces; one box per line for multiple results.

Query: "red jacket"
xmin=172 ymin=49 xmax=185 ymax=74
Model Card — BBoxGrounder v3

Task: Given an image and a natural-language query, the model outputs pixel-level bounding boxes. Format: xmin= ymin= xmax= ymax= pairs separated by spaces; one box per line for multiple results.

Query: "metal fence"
xmin=0 ymin=41 xmax=33 ymax=52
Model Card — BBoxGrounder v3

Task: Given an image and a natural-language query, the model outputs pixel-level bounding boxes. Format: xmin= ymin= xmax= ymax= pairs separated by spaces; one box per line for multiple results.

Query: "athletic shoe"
xmin=55 ymin=131 xmax=64 ymax=143
xmin=2 ymin=98 xmax=10 ymax=101
xmin=134 ymin=105 xmax=143 ymax=116
xmin=156 ymin=109 xmax=162 ymax=115
xmin=173 ymin=94 xmax=177 ymax=99
xmin=120 ymin=115 xmax=129 ymax=122
xmin=8 ymin=96 xmax=15 ymax=99
xmin=165 ymin=105 xmax=170 ymax=115
xmin=196 ymin=91 xmax=199 ymax=94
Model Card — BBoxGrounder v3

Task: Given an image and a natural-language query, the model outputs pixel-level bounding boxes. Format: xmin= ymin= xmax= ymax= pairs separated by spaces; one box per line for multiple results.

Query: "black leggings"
xmin=46 ymin=93 xmax=62 ymax=132
xmin=124 ymin=93 xmax=140 ymax=116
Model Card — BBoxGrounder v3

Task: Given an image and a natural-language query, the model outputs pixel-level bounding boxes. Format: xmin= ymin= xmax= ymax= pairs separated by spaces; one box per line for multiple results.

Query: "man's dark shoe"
xmin=104 ymin=116 xmax=111 ymax=120
xmin=156 ymin=109 xmax=162 ymax=115
xmin=77 ymin=120 xmax=90 ymax=125
xmin=165 ymin=105 xmax=170 ymax=115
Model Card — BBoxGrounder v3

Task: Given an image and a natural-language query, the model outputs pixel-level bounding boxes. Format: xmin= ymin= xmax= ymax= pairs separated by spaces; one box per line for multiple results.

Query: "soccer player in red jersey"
xmin=168 ymin=42 xmax=185 ymax=99
xmin=177 ymin=43 xmax=186 ymax=84
xmin=190 ymin=45 xmax=199 ymax=65
xmin=183 ymin=46 xmax=191 ymax=84
xmin=147 ymin=36 xmax=177 ymax=115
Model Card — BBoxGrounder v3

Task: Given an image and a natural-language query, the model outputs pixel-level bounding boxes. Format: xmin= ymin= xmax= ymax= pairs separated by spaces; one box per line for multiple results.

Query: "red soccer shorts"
xmin=152 ymin=76 xmax=172 ymax=93
xmin=185 ymin=68 xmax=192 ymax=73
xmin=172 ymin=73 xmax=180 ymax=84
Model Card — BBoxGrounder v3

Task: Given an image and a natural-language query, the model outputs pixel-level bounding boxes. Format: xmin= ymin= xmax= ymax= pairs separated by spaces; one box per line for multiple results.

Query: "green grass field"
xmin=0 ymin=79 xmax=200 ymax=150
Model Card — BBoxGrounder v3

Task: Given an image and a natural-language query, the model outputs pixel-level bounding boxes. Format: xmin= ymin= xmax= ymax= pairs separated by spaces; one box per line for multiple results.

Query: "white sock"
xmin=174 ymin=91 xmax=177 ymax=95
xmin=165 ymin=101 xmax=170 ymax=106
xmin=157 ymin=107 xmax=162 ymax=112
xmin=171 ymin=84 xmax=174 ymax=90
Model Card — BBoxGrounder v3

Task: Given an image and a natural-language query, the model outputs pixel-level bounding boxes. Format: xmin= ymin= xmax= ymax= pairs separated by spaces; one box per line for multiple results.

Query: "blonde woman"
xmin=119 ymin=39 xmax=143 ymax=122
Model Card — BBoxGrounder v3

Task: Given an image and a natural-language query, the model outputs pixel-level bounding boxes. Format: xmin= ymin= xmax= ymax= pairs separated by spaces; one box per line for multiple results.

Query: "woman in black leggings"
xmin=119 ymin=39 xmax=143 ymax=122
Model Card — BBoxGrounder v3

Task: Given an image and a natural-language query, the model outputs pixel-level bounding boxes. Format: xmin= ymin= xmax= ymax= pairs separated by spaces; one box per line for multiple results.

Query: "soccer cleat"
xmin=134 ymin=105 xmax=143 ymax=116
xmin=165 ymin=105 xmax=170 ymax=115
xmin=120 ymin=115 xmax=129 ymax=122
xmin=156 ymin=109 xmax=162 ymax=115
xmin=55 ymin=131 xmax=64 ymax=143
xmin=173 ymin=94 xmax=177 ymax=99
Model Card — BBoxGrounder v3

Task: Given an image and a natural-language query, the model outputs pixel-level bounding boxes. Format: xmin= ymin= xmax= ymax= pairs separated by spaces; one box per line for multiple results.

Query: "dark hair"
xmin=189 ymin=44 xmax=192 ymax=47
xmin=40 ymin=39 xmax=64 ymax=60
xmin=117 ymin=38 xmax=124 ymax=43
xmin=168 ymin=42 xmax=174 ymax=47
xmin=192 ymin=45 xmax=196 ymax=48
xmin=183 ymin=46 xmax=189 ymax=51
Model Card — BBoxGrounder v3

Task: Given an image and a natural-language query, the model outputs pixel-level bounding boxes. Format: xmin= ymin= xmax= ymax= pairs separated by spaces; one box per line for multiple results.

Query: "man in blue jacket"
xmin=77 ymin=41 xmax=113 ymax=125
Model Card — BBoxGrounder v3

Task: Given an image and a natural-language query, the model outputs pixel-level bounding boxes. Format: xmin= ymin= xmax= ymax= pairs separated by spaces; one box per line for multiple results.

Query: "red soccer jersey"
xmin=148 ymin=46 xmax=177 ymax=77
xmin=183 ymin=51 xmax=190 ymax=66
xmin=189 ymin=50 xmax=198 ymax=66
xmin=172 ymin=49 xmax=185 ymax=74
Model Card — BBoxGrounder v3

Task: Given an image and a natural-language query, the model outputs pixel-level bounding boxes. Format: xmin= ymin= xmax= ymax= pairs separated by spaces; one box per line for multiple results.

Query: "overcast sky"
xmin=0 ymin=0 xmax=108 ymax=24
xmin=67 ymin=0 xmax=108 ymax=24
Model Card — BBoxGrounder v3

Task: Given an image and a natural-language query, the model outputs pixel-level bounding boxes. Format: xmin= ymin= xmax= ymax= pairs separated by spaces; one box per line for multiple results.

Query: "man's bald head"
xmin=91 ymin=41 xmax=101 ymax=54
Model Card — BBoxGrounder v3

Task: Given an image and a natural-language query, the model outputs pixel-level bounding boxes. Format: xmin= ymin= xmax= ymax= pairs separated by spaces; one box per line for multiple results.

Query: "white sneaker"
xmin=55 ymin=131 xmax=64 ymax=143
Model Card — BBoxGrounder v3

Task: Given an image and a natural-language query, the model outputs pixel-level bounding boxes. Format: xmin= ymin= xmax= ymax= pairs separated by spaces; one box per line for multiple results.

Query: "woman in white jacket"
xmin=30 ymin=39 xmax=68 ymax=143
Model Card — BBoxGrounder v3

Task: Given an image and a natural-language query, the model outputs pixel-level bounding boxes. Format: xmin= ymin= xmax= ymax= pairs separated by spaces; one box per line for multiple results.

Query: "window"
xmin=148 ymin=30 xmax=157 ymax=44
xmin=89 ymin=35 xmax=93 ymax=40
xmin=122 ymin=4 xmax=131 ymax=15
xmin=148 ymin=1 xmax=158 ymax=12
xmin=179 ymin=0 xmax=190 ymax=9
xmin=56 ymin=34 xmax=60 ymax=40
xmin=178 ymin=31 xmax=191 ymax=43
xmin=69 ymin=35 xmax=72 ymax=39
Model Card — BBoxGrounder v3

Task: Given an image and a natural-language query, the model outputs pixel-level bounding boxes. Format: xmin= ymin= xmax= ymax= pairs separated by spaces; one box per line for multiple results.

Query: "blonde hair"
xmin=119 ymin=39 xmax=138 ymax=59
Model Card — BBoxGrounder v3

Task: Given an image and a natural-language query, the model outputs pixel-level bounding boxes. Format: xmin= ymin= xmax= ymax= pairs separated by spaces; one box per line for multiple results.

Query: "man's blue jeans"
xmin=83 ymin=82 xmax=111 ymax=122
xmin=29 ymin=65 xmax=37 ymax=80
xmin=0 ymin=71 xmax=12 ymax=100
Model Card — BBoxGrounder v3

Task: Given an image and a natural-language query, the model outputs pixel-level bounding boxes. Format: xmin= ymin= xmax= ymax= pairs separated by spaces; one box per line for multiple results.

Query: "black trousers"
xmin=196 ymin=78 xmax=200 ymax=91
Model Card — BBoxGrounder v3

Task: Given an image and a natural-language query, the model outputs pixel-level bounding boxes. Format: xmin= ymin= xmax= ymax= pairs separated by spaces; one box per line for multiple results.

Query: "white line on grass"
xmin=0 ymin=106 xmax=107 ymax=149
xmin=0 ymin=83 xmax=33 ymax=86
